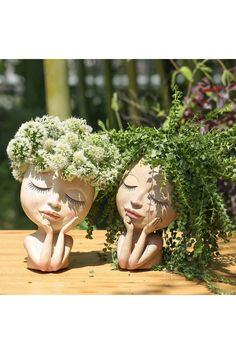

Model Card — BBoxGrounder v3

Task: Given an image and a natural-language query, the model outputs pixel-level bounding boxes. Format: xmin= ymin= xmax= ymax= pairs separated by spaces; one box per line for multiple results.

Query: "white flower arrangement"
xmin=7 ymin=115 xmax=121 ymax=190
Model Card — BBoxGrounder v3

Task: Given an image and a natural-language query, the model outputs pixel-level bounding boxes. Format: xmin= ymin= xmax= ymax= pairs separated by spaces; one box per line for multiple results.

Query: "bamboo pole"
xmin=155 ymin=60 xmax=170 ymax=111
xmin=43 ymin=59 xmax=71 ymax=120
xmin=75 ymin=59 xmax=90 ymax=125
xmin=102 ymin=60 xmax=118 ymax=129
xmin=126 ymin=59 xmax=140 ymax=126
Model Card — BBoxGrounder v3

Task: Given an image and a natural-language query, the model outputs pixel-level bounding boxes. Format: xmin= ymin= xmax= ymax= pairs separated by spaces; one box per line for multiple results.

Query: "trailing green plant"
xmin=87 ymin=88 xmax=236 ymax=294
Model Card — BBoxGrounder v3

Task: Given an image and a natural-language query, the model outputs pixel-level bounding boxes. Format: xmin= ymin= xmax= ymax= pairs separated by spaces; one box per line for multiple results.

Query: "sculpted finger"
xmin=147 ymin=218 xmax=157 ymax=228
xmin=41 ymin=216 xmax=52 ymax=231
xmin=42 ymin=218 xmax=50 ymax=225
xmin=156 ymin=217 xmax=162 ymax=224
xmin=152 ymin=217 xmax=161 ymax=225
xmin=124 ymin=215 xmax=132 ymax=224
xmin=62 ymin=216 xmax=79 ymax=233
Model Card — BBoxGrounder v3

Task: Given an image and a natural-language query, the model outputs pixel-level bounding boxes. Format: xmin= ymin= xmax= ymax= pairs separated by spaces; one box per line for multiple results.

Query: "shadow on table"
xmin=69 ymin=250 xmax=112 ymax=269
xmin=211 ymin=252 xmax=236 ymax=278
xmin=24 ymin=251 xmax=111 ymax=273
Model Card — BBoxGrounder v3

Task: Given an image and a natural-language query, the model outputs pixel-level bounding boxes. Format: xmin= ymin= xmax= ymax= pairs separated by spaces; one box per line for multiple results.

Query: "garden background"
xmin=0 ymin=59 xmax=235 ymax=229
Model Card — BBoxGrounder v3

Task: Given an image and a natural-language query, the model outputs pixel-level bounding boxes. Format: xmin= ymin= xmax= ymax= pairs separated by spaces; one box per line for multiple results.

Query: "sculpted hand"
xmin=123 ymin=215 xmax=134 ymax=231
xmin=61 ymin=216 xmax=79 ymax=234
xmin=41 ymin=216 xmax=53 ymax=234
xmin=143 ymin=217 xmax=161 ymax=235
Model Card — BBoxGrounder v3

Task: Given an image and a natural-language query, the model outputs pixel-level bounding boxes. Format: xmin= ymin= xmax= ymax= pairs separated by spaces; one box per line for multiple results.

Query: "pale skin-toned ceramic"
xmin=116 ymin=160 xmax=177 ymax=270
xmin=21 ymin=166 xmax=95 ymax=272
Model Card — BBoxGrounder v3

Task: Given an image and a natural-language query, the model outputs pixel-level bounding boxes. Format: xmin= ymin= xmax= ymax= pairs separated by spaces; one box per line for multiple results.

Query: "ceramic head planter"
xmin=101 ymin=90 xmax=236 ymax=293
xmin=116 ymin=159 xmax=176 ymax=270
xmin=7 ymin=115 xmax=120 ymax=272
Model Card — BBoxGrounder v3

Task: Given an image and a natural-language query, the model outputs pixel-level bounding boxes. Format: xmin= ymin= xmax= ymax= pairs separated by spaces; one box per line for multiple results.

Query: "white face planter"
xmin=7 ymin=115 xmax=121 ymax=272
xmin=116 ymin=159 xmax=176 ymax=231
xmin=21 ymin=166 xmax=95 ymax=272
xmin=115 ymin=159 xmax=176 ymax=271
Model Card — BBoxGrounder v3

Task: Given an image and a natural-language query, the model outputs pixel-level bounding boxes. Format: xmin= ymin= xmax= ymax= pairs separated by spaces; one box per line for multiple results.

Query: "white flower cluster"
xmin=7 ymin=115 xmax=121 ymax=190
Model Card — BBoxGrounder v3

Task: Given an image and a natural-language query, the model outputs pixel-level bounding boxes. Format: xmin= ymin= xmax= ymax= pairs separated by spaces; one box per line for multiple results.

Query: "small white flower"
xmin=62 ymin=117 xmax=92 ymax=135
xmin=50 ymin=153 xmax=69 ymax=170
xmin=15 ymin=121 xmax=46 ymax=149
xmin=33 ymin=149 xmax=51 ymax=171
xmin=11 ymin=162 xmax=28 ymax=182
xmin=64 ymin=132 xmax=79 ymax=147
xmin=7 ymin=137 xmax=32 ymax=162
xmin=7 ymin=116 xmax=121 ymax=190
xmin=73 ymin=151 xmax=87 ymax=165
xmin=54 ymin=141 xmax=73 ymax=157
xmin=60 ymin=165 xmax=78 ymax=181
xmin=35 ymin=115 xmax=63 ymax=140
xmin=43 ymin=138 xmax=55 ymax=152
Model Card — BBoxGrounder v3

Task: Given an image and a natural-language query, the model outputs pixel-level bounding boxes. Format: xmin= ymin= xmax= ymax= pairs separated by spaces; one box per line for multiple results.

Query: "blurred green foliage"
xmin=0 ymin=59 xmax=46 ymax=229
xmin=0 ymin=59 xmax=235 ymax=229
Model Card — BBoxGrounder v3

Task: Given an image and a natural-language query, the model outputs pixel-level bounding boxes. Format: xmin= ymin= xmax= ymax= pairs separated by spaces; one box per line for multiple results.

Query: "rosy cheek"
xmin=23 ymin=192 xmax=43 ymax=209
xmin=64 ymin=204 xmax=88 ymax=222
xmin=116 ymin=193 xmax=123 ymax=207
xmin=120 ymin=196 xmax=126 ymax=206
xmin=30 ymin=198 xmax=41 ymax=208
xmin=117 ymin=196 xmax=126 ymax=215
xmin=63 ymin=208 xmax=77 ymax=220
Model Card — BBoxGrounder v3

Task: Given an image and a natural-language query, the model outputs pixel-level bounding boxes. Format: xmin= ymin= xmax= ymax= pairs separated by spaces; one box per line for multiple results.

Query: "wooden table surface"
xmin=0 ymin=230 xmax=236 ymax=295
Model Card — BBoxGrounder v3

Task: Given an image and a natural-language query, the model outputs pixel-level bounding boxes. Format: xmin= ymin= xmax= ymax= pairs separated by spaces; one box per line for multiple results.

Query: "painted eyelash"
xmin=28 ymin=181 xmax=51 ymax=193
xmin=65 ymin=194 xmax=85 ymax=207
xmin=122 ymin=182 xmax=137 ymax=191
xmin=29 ymin=181 xmax=85 ymax=207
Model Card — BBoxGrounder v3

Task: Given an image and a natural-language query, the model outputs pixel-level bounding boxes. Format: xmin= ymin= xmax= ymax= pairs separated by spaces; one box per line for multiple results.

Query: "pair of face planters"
xmin=7 ymin=116 xmax=177 ymax=272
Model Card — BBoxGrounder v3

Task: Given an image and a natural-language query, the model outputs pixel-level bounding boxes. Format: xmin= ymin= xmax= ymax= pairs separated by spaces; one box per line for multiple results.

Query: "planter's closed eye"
xmin=122 ymin=181 xmax=137 ymax=191
xmin=29 ymin=181 xmax=86 ymax=207
xmin=65 ymin=194 xmax=85 ymax=207
xmin=28 ymin=181 xmax=51 ymax=193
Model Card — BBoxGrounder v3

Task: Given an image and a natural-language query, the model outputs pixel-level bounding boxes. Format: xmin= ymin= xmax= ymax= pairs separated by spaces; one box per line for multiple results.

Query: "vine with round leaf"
xmin=88 ymin=88 xmax=236 ymax=294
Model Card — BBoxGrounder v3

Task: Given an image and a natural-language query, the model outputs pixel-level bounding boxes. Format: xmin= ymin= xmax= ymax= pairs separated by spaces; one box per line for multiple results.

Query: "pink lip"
xmin=40 ymin=211 xmax=61 ymax=219
xmin=125 ymin=208 xmax=142 ymax=219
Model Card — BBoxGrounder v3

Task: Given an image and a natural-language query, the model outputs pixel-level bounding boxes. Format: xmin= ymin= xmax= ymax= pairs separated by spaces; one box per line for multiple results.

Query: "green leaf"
xmin=97 ymin=120 xmax=107 ymax=131
xmin=205 ymin=92 xmax=213 ymax=97
xmin=152 ymin=102 xmax=161 ymax=113
xmin=162 ymin=115 xmax=170 ymax=131
xmin=105 ymin=118 xmax=110 ymax=130
xmin=199 ymin=65 xmax=212 ymax=80
xmin=221 ymin=69 xmax=235 ymax=85
xmin=157 ymin=110 xmax=166 ymax=118
xmin=78 ymin=219 xmax=89 ymax=230
xmin=205 ymin=102 xmax=234 ymax=120
xmin=179 ymin=66 xmax=193 ymax=81
xmin=201 ymin=66 xmax=212 ymax=73
xmin=221 ymin=70 xmax=227 ymax=85
xmin=152 ymin=103 xmax=166 ymax=118
xmin=111 ymin=92 xmax=119 ymax=112
xmin=193 ymin=241 xmax=203 ymax=256
xmin=171 ymin=70 xmax=178 ymax=88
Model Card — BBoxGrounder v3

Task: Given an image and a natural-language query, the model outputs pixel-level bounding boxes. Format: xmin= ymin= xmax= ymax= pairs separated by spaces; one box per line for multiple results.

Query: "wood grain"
xmin=0 ymin=230 xmax=235 ymax=295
